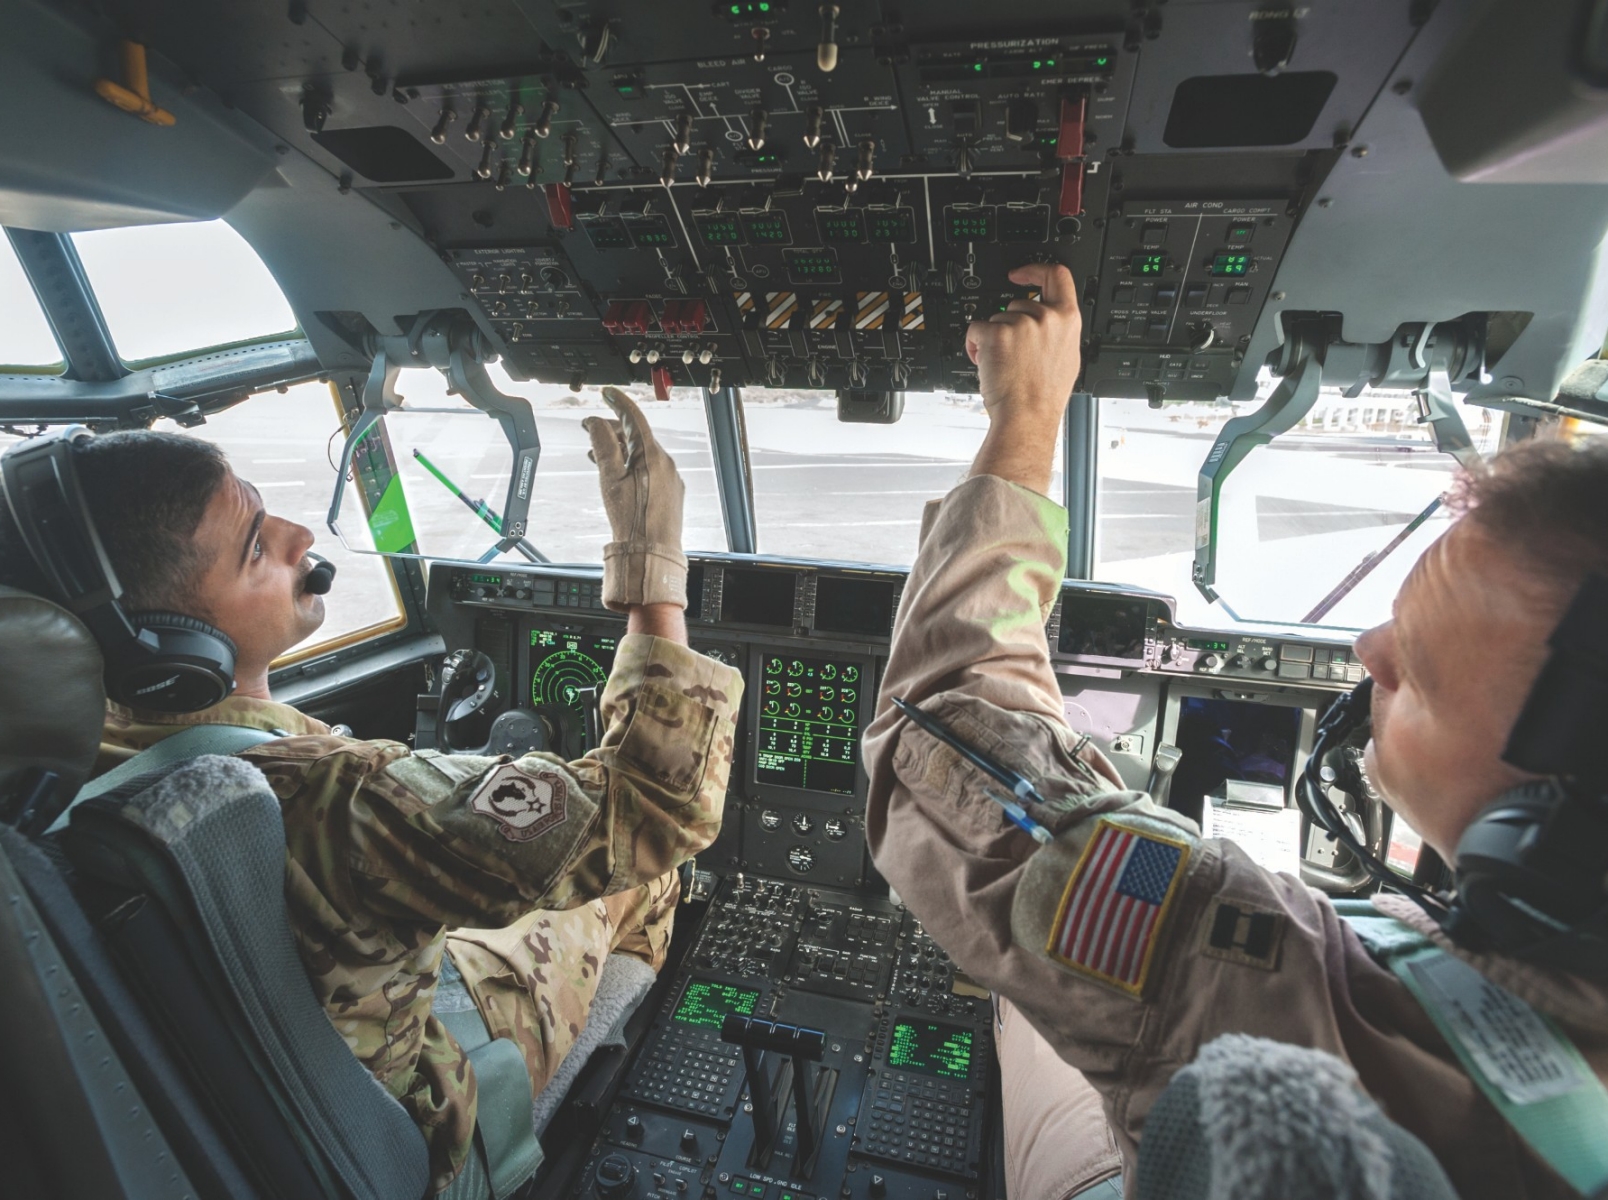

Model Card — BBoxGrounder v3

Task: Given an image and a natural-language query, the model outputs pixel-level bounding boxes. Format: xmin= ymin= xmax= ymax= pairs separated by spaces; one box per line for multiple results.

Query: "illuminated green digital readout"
xmin=623 ymin=215 xmax=675 ymax=248
xmin=742 ymin=211 xmax=792 ymax=244
xmin=784 ymin=248 xmax=839 ymax=282
xmin=757 ymin=654 xmax=860 ymax=794
xmin=722 ymin=0 xmax=782 ymax=19
xmin=944 ymin=205 xmax=995 ymax=244
xmin=470 ymin=573 xmax=501 ymax=585
xmin=1129 ymin=252 xmax=1166 ymax=276
xmin=816 ymin=208 xmax=866 ymax=244
xmin=673 ymin=980 xmax=761 ymax=1028
xmin=1210 ymin=253 xmax=1249 ymax=276
xmin=888 ymin=1021 xmax=973 ymax=1080
xmin=529 ymin=627 xmax=617 ymax=714
xmin=1188 ymin=638 xmax=1230 ymax=652
xmin=867 ymin=207 xmax=917 ymax=244
xmin=580 ymin=216 xmax=632 ymax=250
xmin=695 ymin=212 xmax=744 ymax=246
xmin=998 ymin=205 xmax=1051 ymax=243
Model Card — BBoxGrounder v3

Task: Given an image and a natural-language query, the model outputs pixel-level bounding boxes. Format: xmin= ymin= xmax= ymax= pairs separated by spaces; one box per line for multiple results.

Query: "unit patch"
xmin=1046 ymin=819 xmax=1191 ymax=996
xmin=1201 ymin=899 xmax=1285 ymax=971
xmin=468 ymin=764 xmax=569 ymax=843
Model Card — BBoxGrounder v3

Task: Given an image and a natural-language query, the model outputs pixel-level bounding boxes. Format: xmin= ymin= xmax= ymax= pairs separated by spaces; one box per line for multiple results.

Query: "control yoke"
xmin=1191 ymin=316 xmax=1487 ymax=604
xmin=326 ymin=311 xmax=544 ymax=562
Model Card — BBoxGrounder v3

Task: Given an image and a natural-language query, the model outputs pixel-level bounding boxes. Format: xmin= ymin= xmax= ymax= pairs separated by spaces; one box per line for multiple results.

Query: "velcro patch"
xmin=1046 ymin=819 xmax=1190 ymax=997
xmin=468 ymin=764 xmax=569 ymax=843
xmin=1201 ymin=899 xmax=1284 ymax=971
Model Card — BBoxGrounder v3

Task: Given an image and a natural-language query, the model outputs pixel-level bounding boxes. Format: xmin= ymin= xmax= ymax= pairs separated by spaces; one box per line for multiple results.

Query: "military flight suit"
xmin=100 ymin=633 xmax=742 ymax=1193
xmin=863 ymin=475 xmax=1608 ymax=1200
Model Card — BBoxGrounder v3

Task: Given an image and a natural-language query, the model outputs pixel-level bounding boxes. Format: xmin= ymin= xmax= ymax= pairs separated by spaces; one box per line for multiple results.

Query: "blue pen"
xmin=891 ymin=697 xmax=1055 ymax=845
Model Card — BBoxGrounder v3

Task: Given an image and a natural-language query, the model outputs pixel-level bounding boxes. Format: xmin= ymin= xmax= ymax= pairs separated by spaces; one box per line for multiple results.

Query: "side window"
xmin=188 ymin=382 xmax=406 ymax=658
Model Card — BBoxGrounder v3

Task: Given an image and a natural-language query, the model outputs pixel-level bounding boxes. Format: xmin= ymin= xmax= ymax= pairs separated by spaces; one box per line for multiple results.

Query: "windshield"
xmin=0 ymin=233 xmax=63 ymax=372
xmin=743 ymin=388 xmax=1062 ymax=565
xmin=1095 ymin=388 xmax=1506 ymax=631
xmin=70 ymin=220 xmax=298 ymax=365
xmin=358 ymin=368 xmax=727 ymax=566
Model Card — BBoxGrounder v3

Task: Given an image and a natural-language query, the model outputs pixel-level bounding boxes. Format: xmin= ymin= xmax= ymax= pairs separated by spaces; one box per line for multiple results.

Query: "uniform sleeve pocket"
xmin=613 ymin=681 xmax=719 ymax=804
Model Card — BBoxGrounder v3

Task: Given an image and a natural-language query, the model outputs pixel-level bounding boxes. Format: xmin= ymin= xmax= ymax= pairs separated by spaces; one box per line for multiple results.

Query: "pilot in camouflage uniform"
xmin=93 ymin=386 xmax=737 ymax=1193
xmin=863 ymin=474 xmax=1608 ymax=1200
xmin=100 ymin=634 xmax=741 ymax=1190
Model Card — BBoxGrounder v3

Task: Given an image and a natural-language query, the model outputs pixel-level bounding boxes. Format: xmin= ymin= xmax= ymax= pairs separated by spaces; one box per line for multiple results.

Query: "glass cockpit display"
xmin=1172 ymin=696 xmax=1301 ymax=814
xmin=887 ymin=1020 xmax=973 ymax=1080
xmin=528 ymin=626 xmax=617 ymax=716
xmin=755 ymin=654 xmax=862 ymax=795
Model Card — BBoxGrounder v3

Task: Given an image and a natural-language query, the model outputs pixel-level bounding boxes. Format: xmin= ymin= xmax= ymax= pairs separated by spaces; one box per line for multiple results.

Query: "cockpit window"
xmin=69 ymin=220 xmax=298 ymax=365
xmin=742 ymin=389 xmax=1060 ymax=566
xmin=0 ymin=234 xmax=64 ymax=373
xmin=1095 ymin=389 xmax=1506 ymax=631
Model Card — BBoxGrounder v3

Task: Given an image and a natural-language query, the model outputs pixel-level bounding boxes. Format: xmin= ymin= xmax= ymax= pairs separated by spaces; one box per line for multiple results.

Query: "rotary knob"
xmin=680 ymin=1128 xmax=698 ymax=1153
xmin=1201 ymin=654 xmax=1222 ymax=670
xmin=594 ymin=1153 xmax=634 ymax=1199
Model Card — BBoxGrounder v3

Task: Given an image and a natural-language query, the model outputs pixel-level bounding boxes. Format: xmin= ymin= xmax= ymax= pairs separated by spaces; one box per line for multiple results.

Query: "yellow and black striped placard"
xmin=854 ymin=291 xmax=890 ymax=330
xmin=898 ymin=291 xmax=925 ymax=331
xmin=764 ymin=291 xmax=798 ymax=329
xmin=809 ymin=298 xmax=843 ymax=330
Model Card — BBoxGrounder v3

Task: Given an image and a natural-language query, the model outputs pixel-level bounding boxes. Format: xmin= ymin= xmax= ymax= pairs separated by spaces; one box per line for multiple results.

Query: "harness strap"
xmin=1340 ymin=904 xmax=1608 ymax=1198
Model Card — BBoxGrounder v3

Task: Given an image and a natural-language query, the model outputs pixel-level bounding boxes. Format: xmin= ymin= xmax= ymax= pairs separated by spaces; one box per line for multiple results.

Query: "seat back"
xmin=0 ymin=584 xmax=105 ymax=820
xmin=65 ymin=754 xmax=432 ymax=1200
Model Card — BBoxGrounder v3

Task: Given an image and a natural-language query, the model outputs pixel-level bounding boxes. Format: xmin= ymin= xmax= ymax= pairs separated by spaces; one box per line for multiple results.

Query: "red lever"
xmin=602 ymin=301 xmax=629 ymax=335
xmin=651 ymin=365 xmax=673 ymax=400
xmin=1055 ymin=95 xmax=1087 ymax=161
xmin=1058 ymin=161 xmax=1085 ymax=217
xmin=543 ymin=182 xmax=575 ymax=231
xmin=622 ymin=301 xmax=654 ymax=336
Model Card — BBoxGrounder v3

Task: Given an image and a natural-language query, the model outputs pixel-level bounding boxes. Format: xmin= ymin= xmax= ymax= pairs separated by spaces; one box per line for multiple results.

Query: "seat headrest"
xmin=0 ymin=585 xmax=105 ymax=803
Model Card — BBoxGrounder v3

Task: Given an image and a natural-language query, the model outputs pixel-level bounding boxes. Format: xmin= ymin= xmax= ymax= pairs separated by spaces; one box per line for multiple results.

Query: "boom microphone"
xmin=304 ymin=552 xmax=336 ymax=595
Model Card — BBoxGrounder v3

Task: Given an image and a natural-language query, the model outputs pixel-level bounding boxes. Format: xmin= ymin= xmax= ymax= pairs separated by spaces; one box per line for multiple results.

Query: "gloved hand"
xmin=584 ymin=386 xmax=688 ymax=611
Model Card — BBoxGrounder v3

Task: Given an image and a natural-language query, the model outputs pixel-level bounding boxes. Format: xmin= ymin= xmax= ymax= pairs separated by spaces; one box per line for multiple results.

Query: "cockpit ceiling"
xmin=1 ymin=0 xmax=1606 ymax=410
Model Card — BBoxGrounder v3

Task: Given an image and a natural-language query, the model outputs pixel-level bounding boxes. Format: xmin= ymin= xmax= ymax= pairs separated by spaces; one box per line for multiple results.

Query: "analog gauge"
xmin=792 ymin=813 xmax=814 ymax=835
xmin=843 ymin=665 xmax=860 ymax=683
xmin=824 ymin=818 xmax=847 ymax=840
xmin=817 ymin=706 xmax=834 ymax=721
xmin=819 ymin=686 xmax=835 ymax=701
xmin=764 ymin=700 xmax=780 ymax=716
xmin=788 ymin=846 xmax=815 ymax=873
xmin=786 ymin=682 xmax=803 ymax=697
xmin=760 ymin=810 xmax=782 ymax=831
xmin=786 ymin=702 xmax=802 ymax=717
xmin=841 ymin=708 xmax=856 ymax=724
xmin=701 ymin=647 xmax=735 ymax=666
xmin=840 ymin=688 xmax=856 ymax=704
xmin=766 ymin=657 xmax=783 ymax=675
xmin=821 ymin=663 xmax=837 ymax=680
xmin=765 ymin=679 xmax=781 ymax=695
xmin=788 ymin=659 xmax=805 ymax=677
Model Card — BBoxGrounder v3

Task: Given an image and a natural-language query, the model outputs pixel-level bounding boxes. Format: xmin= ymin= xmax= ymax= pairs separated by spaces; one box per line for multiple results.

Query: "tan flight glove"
xmin=584 ymin=386 xmax=688 ymax=611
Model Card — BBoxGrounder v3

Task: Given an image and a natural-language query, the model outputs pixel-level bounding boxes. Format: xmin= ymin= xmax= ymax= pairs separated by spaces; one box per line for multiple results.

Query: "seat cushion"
xmin=0 ymin=585 xmax=104 ymax=800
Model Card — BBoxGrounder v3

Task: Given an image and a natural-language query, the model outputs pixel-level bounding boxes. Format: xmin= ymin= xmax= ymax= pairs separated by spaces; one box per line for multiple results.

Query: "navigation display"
xmin=814 ymin=575 xmax=897 ymax=637
xmin=673 ymin=980 xmax=760 ymax=1029
xmin=1173 ymin=696 xmax=1301 ymax=812
xmin=720 ymin=568 xmax=796 ymax=628
xmin=755 ymin=654 xmax=861 ymax=795
xmin=528 ymin=627 xmax=617 ymax=715
xmin=888 ymin=1020 xmax=973 ymax=1080
xmin=1058 ymin=593 xmax=1152 ymax=663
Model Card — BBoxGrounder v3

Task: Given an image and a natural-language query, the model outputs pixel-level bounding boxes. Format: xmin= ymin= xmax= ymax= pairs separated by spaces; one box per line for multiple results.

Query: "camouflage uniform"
xmin=864 ymin=475 xmax=1608 ymax=1200
xmin=101 ymin=633 xmax=741 ymax=1193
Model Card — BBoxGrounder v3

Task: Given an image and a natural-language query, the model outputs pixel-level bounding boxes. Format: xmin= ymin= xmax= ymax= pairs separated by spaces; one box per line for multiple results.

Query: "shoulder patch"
xmin=1200 ymin=898 xmax=1285 ymax=971
xmin=468 ymin=764 xmax=570 ymax=842
xmin=1045 ymin=818 xmax=1190 ymax=997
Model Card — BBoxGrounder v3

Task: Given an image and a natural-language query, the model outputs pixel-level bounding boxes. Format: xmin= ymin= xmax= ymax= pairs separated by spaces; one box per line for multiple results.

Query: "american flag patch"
xmin=1045 ymin=820 xmax=1190 ymax=996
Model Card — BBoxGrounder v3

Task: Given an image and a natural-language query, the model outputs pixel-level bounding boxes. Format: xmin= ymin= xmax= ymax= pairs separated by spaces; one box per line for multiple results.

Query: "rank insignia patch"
xmin=469 ymin=764 xmax=569 ymax=843
xmin=1046 ymin=819 xmax=1191 ymax=996
xmin=1201 ymin=899 xmax=1284 ymax=971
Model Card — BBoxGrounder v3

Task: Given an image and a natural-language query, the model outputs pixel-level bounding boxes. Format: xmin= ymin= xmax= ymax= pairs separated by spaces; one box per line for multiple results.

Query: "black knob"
xmin=870 ymin=1175 xmax=887 ymax=1198
xmin=624 ymin=1114 xmax=643 ymax=1141
xmin=680 ymin=1128 xmax=698 ymax=1153
xmin=595 ymin=1153 xmax=634 ymax=1199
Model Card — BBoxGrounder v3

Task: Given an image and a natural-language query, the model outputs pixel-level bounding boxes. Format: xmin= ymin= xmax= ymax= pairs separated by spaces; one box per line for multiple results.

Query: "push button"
xmin=1141 ymin=223 xmax=1167 ymax=248
xmin=1185 ymin=283 xmax=1207 ymax=306
xmin=1227 ymin=286 xmax=1252 ymax=305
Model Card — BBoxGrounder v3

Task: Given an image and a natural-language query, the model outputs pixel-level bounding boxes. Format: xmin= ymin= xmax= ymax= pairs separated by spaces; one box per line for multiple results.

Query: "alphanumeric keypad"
xmin=857 ymin=1073 xmax=974 ymax=1176
xmin=627 ymin=1030 xmax=742 ymax=1117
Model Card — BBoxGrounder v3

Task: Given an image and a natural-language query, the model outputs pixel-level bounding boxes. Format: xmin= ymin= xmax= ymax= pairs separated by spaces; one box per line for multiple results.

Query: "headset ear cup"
xmin=104 ymin=611 xmax=237 ymax=713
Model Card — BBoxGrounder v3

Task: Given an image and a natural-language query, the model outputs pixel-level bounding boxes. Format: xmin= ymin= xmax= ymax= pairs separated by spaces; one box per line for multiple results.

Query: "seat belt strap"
xmin=49 ymin=724 xmax=280 ymax=833
xmin=434 ymin=993 xmax=544 ymax=1200
xmin=1343 ymin=910 xmax=1608 ymax=1197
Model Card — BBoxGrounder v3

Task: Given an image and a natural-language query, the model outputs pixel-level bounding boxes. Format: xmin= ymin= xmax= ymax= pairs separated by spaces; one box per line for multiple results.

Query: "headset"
xmin=1 ymin=425 xmax=335 ymax=714
xmin=1299 ymin=573 xmax=1608 ymax=979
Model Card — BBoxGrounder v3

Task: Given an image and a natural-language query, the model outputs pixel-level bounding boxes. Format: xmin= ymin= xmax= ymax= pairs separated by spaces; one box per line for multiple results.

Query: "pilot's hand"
xmin=584 ymin=386 xmax=689 ymax=612
xmin=965 ymin=264 xmax=1082 ymax=495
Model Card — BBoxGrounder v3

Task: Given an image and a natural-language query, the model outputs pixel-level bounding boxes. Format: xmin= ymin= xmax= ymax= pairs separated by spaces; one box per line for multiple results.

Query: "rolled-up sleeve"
xmin=246 ymin=634 xmax=742 ymax=932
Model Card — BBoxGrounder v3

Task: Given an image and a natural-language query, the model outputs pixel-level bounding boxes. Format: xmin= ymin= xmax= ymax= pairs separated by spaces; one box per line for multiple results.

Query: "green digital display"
xmin=867 ymin=207 xmax=917 ymax=244
xmin=580 ymin=215 xmax=632 ymax=250
xmin=1188 ymin=638 xmax=1230 ymax=652
xmin=673 ymin=980 xmax=761 ymax=1028
xmin=783 ymin=248 xmax=840 ymax=283
xmin=470 ymin=573 xmax=501 ymax=585
xmin=719 ymin=0 xmax=784 ymax=20
xmin=694 ymin=212 xmax=744 ymax=246
xmin=888 ymin=1020 xmax=973 ymax=1080
xmin=756 ymin=654 xmax=860 ymax=795
xmin=741 ymin=210 xmax=792 ymax=244
xmin=623 ymin=214 xmax=675 ymax=248
xmin=1129 ymin=252 xmax=1166 ymax=276
xmin=816 ymin=208 xmax=866 ymax=244
xmin=944 ymin=205 xmax=995 ymax=244
xmin=529 ymin=627 xmax=617 ymax=714
xmin=999 ymin=204 xmax=1051 ymax=244
xmin=1209 ymin=253 xmax=1249 ymax=277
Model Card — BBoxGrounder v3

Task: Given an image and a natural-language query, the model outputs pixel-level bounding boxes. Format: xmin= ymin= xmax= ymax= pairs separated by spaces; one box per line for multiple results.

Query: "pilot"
xmin=863 ymin=263 xmax=1608 ymax=1200
xmin=0 ymin=387 xmax=740 ymax=1194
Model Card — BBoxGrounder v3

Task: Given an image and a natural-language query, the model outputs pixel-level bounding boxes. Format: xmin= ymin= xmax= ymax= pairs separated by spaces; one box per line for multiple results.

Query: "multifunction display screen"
xmin=1173 ymin=696 xmax=1301 ymax=813
xmin=888 ymin=1020 xmax=973 ymax=1080
xmin=528 ymin=627 xmax=617 ymax=715
xmin=755 ymin=654 xmax=861 ymax=795
xmin=814 ymin=575 xmax=897 ymax=637
xmin=1058 ymin=593 xmax=1152 ymax=663
xmin=673 ymin=980 xmax=760 ymax=1029
xmin=720 ymin=568 xmax=796 ymax=628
